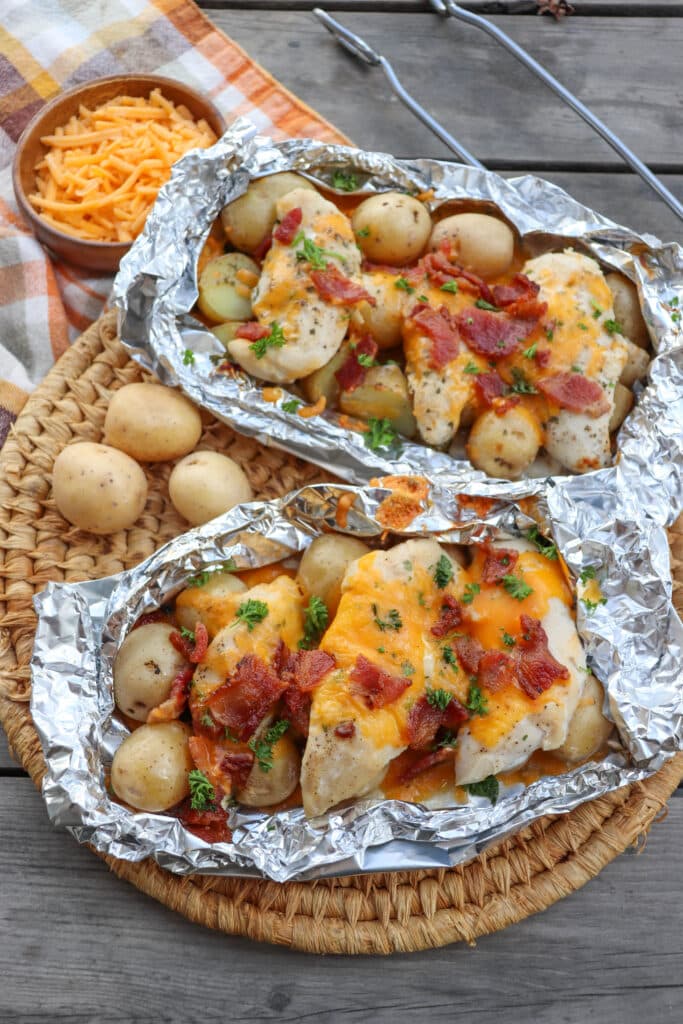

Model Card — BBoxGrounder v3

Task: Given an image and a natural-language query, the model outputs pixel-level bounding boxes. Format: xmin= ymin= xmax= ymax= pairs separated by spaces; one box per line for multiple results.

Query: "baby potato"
xmin=114 ymin=623 xmax=189 ymax=721
xmin=467 ymin=406 xmax=542 ymax=479
xmin=556 ymin=675 xmax=613 ymax=762
xmin=605 ymin=272 xmax=650 ymax=349
xmin=352 ymin=192 xmax=431 ymax=265
xmin=609 ymin=382 xmax=634 ymax=433
xmin=297 ymin=534 xmax=370 ymax=616
xmin=339 ymin=364 xmax=418 ymax=438
xmin=197 ymin=253 xmax=260 ymax=324
xmin=175 ymin=571 xmax=247 ymax=634
xmin=52 ymin=441 xmax=147 ymax=535
xmin=169 ymin=450 xmax=253 ymax=526
xmin=220 ymin=172 xmax=316 ymax=254
xmin=111 ymin=721 xmax=193 ymax=812
xmin=619 ymin=338 xmax=650 ymax=388
xmin=211 ymin=322 xmax=244 ymax=347
xmin=301 ymin=345 xmax=348 ymax=407
xmin=358 ymin=274 xmax=406 ymax=349
xmin=237 ymin=735 xmax=301 ymax=808
xmin=429 ymin=213 xmax=514 ymax=280
xmin=104 ymin=383 xmax=202 ymax=463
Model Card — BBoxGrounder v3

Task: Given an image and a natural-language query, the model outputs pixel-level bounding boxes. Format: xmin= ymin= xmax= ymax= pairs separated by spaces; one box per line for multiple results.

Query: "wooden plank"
xmin=0 ymin=729 xmax=22 ymax=772
xmin=0 ymin=777 xmax=681 ymax=1022
xmin=208 ymin=11 xmax=683 ymax=169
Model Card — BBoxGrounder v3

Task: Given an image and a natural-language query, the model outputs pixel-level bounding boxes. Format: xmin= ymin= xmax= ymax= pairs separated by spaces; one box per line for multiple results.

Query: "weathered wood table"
xmin=2 ymin=3 xmax=681 ymax=1021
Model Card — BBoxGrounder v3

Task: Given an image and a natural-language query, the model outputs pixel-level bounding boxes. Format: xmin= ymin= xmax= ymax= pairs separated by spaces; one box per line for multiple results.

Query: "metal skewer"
xmin=313 ymin=8 xmax=485 ymax=170
xmin=430 ymin=0 xmax=683 ymax=222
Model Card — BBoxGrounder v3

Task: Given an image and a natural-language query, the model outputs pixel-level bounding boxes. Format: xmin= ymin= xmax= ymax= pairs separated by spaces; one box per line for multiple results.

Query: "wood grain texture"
xmin=208 ymin=10 xmax=683 ymax=169
xmin=0 ymin=778 xmax=681 ymax=1022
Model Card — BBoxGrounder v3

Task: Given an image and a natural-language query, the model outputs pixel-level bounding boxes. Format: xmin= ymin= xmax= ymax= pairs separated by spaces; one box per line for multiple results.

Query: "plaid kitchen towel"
xmin=0 ymin=0 xmax=347 ymax=446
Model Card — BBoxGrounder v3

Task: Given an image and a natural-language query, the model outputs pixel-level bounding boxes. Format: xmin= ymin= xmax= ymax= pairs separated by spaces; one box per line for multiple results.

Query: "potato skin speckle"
xmin=52 ymin=441 xmax=147 ymax=534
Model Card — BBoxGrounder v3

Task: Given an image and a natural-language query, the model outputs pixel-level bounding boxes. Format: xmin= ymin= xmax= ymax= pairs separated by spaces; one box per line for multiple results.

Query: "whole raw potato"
xmin=297 ymin=534 xmax=371 ymax=615
xmin=352 ymin=192 xmax=431 ymax=265
xmin=169 ymin=450 xmax=253 ymax=525
xmin=221 ymin=172 xmax=317 ymax=254
xmin=52 ymin=441 xmax=147 ymax=534
xmin=111 ymin=721 xmax=193 ymax=812
xmin=429 ymin=213 xmax=515 ymax=279
xmin=114 ymin=623 xmax=189 ymax=721
xmin=104 ymin=383 xmax=202 ymax=462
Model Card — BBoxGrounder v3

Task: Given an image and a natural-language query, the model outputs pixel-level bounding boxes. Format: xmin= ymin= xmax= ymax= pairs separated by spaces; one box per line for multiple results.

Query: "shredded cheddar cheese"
xmin=29 ymin=89 xmax=217 ymax=243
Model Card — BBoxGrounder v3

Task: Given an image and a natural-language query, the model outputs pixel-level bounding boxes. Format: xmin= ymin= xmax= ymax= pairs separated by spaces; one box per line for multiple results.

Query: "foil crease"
xmin=31 ymin=482 xmax=683 ymax=882
xmin=112 ymin=119 xmax=683 ymax=524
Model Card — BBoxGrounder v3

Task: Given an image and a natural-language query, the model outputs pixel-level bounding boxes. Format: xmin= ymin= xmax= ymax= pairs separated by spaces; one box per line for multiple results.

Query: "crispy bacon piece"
xmin=516 ymin=615 xmax=569 ymax=698
xmin=492 ymin=274 xmax=540 ymax=308
xmin=282 ymin=685 xmax=311 ymax=737
xmin=335 ymin=334 xmax=378 ymax=392
xmin=205 ymin=654 xmax=288 ymax=741
xmin=334 ymin=720 xmax=356 ymax=739
xmin=252 ymin=233 xmax=272 ymax=262
xmin=294 ymin=649 xmax=336 ymax=690
xmin=442 ymin=696 xmax=469 ymax=729
xmin=457 ymin=306 xmax=537 ymax=359
xmin=400 ymin=746 xmax=453 ymax=783
xmin=430 ymin=594 xmax=463 ymax=638
xmin=407 ymin=696 xmax=443 ymax=749
xmin=309 ymin=266 xmax=376 ymax=307
xmin=188 ymin=734 xmax=232 ymax=797
xmin=478 ymin=651 xmax=515 ymax=693
xmin=535 ymin=348 xmax=552 ymax=368
xmin=481 ymin=546 xmax=519 ymax=583
xmin=412 ymin=245 xmax=495 ymax=304
xmin=146 ymin=666 xmax=194 ymax=723
xmin=473 ymin=371 xmax=507 ymax=407
xmin=537 ymin=373 xmax=610 ymax=417
xmin=220 ymin=751 xmax=254 ymax=789
xmin=407 ymin=303 xmax=460 ymax=369
xmin=179 ymin=803 xmax=231 ymax=844
xmin=234 ymin=322 xmax=271 ymax=341
xmin=350 ymin=655 xmax=412 ymax=710
xmin=454 ymin=635 xmax=485 ymax=675
xmin=273 ymin=206 xmax=302 ymax=244
xmin=170 ymin=622 xmax=208 ymax=664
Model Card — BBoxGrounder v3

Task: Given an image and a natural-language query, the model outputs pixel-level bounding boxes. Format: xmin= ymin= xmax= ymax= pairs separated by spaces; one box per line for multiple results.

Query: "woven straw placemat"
xmin=0 ymin=310 xmax=681 ymax=954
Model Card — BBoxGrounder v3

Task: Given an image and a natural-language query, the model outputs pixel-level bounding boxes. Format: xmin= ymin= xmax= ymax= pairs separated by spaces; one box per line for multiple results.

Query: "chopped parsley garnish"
xmin=395 ymin=276 xmax=415 ymax=293
xmin=464 ymin=775 xmax=499 ymax=804
xmin=372 ymin=604 xmax=403 ymax=632
xmin=281 ymin=398 xmax=301 ymax=413
xmin=356 ymin=226 xmax=370 ymax=238
xmin=604 ymin=318 xmax=623 ymax=336
xmin=578 ymin=322 xmax=588 ymax=331
xmin=433 ymin=554 xmax=453 ymax=590
xmin=582 ymin=597 xmax=607 ymax=614
xmin=522 ymin=342 xmax=537 ymax=359
xmin=296 ymin=237 xmax=345 ymax=271
xmin=475 ymin=298 xmax=500 ymax=312
xmin=592 ymin=303 xmax=603 ymax=319
xmin=501 ymin=630 xmax=516 ymax=648
xmin=182 ymin=348 xmax=195 ymax=366
xmin=501 ymin=574 xmax=533 ymax=601
xmin=200 ymin=711 xmax=214 ymax=728
xmin=180 ymin=626 xmax=195 ymax=643
xmin=461 ymin=582 xmax=480 ymax=605
xmin=401 ymin=661 xmax=416 ymax=677
xmin=188 ymin=769 xmax=215 ymax=811
xmin=442 ymin=645 xmax=458 ymax=668
xmin=234 ymin=598 xmax=269 ymax=631
xmin=467 ymin=684 xmax=488 ymax=716
xmin=364 ymin=417 xmax=400 ymax=451
xmin=249 ymin=322 xmax=287 ymax=360
xmin=545 ymin=327 xmax=554 ymax=341
xmin=525 ymin=525 xmax=558 ymax=560
xmin=426 ymin=687 xmax=452 ymax=711
xmin=186 ymin=570 xmax=211 ymax=588
xmin=357 ymin=352 xmax=376 ymax=368
xmin=417 ymin=591 xmax=426 ymax=608
xmin=571 ymin=364 xmax=582 ymax=373
xmin=510 ymin=368 xmax=537 ymax=394
xmin=249 ymin=720 xmax=290 ymax=772
xmin=298 ymin=595 xmax=329 ymax=650
xmin=332 ymin=169 xmax=358 ymax=191
xmin=418 ymin=294 xmax=429 ymax=303
xmin=579 ymin=565 xmax=598 ymax=584
xmin=464 ymin=361 xmax=480 ymax=375
xmin=437 ymin=730 xmax=458 ymax=749
xmin=440 ymin=280 xmax=459 ymax=294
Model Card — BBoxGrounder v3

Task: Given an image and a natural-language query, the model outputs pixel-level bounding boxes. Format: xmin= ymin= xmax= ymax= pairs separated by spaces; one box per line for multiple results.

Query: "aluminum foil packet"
xmin=112 ymin=118 xmax=683 ymax=527
xmin=31 ymin=481 xmax=683 ymax=881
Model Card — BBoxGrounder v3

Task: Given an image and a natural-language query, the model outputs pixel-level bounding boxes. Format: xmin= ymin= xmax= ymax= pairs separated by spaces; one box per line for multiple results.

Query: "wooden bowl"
xmin=12 ymin=74 xmax=226 ymax=273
